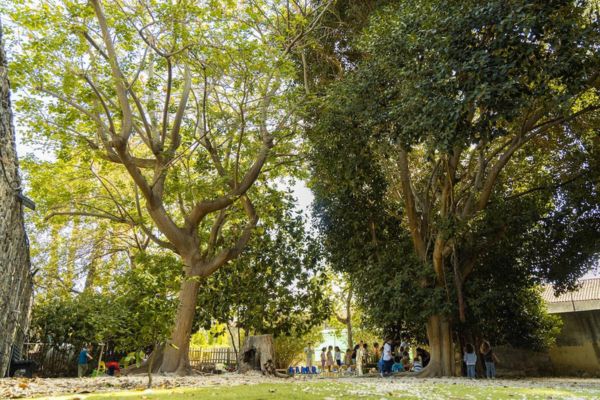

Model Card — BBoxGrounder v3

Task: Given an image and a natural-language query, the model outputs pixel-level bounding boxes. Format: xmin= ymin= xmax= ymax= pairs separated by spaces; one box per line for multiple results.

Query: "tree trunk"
xmin=418 ymin=314 xmax=455 ymax=377
xmin=147 ymin=343 xmax=159 ymax=388
xmin=160 ymin=277 xmax=200 ymax=374
xmin=122 ymin=346 xmax=164 ymax=375
xmin=346 ymin=318 xmax=353 ymax=350
xmin=239 ymin=335 xmax=276 ymax=374
xmin=226 ymin=323 xmax=240 ymax=372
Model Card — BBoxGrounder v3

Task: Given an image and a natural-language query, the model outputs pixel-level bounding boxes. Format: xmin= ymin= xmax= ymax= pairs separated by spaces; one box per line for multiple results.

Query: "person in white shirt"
xmin=381 ymin=339 xmax=393 ymax=377
xmin=400 ymin=334 xmax=410 ymax=353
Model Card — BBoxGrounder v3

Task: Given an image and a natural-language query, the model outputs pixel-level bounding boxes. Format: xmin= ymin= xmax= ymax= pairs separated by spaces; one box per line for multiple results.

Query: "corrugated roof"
xmin=542 ymin=278 xmax=600 ymax=303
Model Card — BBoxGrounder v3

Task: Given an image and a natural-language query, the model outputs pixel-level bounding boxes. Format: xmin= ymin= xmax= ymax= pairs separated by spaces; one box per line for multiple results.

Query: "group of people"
xmin=77 ymin=345 xmax=122 ymax=378
xmin=303 ymin=336 xmax=430 ymax=377
xmin=302 ymin=337 xmax=498 ymax=379
xmin=463 ymin=340 xmax=499 ymax=379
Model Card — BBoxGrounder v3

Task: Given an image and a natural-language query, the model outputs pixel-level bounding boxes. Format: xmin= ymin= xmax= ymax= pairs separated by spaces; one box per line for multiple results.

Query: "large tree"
xmin=309 ymin=0 xmax=600 ymax=376
xmin=8 ymin=0 xmax=332 ymax=373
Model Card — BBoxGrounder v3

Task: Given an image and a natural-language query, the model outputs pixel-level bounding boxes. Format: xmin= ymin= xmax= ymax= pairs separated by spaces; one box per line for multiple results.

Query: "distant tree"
xmin=195 ymin=196 xmax=331 ymax=342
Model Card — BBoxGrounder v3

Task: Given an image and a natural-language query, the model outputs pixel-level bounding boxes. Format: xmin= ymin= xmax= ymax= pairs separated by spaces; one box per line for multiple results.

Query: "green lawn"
xmin=30 ymin=381 xmax=600 ymax=400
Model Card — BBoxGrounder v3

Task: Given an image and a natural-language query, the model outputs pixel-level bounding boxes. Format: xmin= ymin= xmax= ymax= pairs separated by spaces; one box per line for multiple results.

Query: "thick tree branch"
xmin=397 ymin=147 xmax=427 ymax=260
xmin=198 ymin=196 xmax=258 ymax=277
xmin=89 ymin=0 xmax=134 ymax=142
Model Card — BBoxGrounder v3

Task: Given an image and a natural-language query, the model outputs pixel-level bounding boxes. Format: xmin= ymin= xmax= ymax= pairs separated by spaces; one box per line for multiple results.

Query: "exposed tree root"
xmin=121 ymin=347 xmax=164 ymax=376
xmin=414 ymin=365 xmax=439 ymax=378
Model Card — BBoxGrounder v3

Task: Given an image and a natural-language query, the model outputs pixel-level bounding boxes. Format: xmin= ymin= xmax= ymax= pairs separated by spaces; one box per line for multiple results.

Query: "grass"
xmin=30 ymin=380 xmax=600 ymax=400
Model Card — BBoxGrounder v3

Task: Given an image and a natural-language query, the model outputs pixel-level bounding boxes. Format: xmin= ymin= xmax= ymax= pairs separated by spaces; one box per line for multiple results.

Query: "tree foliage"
xmin=30 ymin=252 xmax=180 ymax=351
xmin=195 ymin=195 xmax=331 ymax=337
xmin=6 ymin=0 xmax=334 ymax=372
xmin=307 ymin=0 xmax=600 ymax=375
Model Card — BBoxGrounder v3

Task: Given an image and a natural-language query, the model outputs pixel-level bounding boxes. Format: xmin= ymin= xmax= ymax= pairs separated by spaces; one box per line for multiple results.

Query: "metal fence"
xmin=23 ymin=343 xmax=77 ymax=377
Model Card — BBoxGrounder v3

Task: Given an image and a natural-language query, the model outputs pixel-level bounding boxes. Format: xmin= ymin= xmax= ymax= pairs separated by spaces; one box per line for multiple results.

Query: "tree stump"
xmin=239 ymin=335 xmax=278 ymax=375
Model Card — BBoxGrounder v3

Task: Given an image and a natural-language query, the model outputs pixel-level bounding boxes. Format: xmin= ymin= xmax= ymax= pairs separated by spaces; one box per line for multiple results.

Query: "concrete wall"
xmin=494 ymin=345 xmax=555 ymax=377
xmin=548 ymin=310 xmax=600 ymax=376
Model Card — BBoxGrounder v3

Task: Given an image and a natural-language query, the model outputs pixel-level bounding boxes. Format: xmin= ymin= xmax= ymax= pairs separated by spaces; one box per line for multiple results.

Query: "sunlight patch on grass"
xmin=30 ymin=381 xmax=600 ymax=400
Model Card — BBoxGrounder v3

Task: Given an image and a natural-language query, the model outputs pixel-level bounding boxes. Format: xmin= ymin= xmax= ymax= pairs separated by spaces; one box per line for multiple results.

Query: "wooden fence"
xmin=189 ymin=347 xmax=237 ymax=368
xmin=20 ymin=343 xmax=236 ymax=376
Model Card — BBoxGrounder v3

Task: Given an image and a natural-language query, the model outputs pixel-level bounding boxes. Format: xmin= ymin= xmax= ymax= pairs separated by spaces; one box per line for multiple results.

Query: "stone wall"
xmin=0 ymin=20 xmax=34 ymax=377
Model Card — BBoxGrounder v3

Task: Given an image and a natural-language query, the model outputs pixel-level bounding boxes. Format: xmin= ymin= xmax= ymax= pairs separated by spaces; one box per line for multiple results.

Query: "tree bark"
xmin=239 ymin=335 xmax=276 ymax=374
xmin=160 ymin=277 xmax=201 ymax=374
xmin=344 ymin=286 xmax=353 ymax=349
xmin=226 ymin=323 xmax=240 ymax=372
xmin=418 ymin=314 xmax=455 ymax=377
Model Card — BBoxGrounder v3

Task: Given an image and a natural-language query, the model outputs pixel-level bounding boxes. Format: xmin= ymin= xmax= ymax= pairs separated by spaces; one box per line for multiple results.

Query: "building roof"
xmin=542 ymin=278 xmax=600 ymax=313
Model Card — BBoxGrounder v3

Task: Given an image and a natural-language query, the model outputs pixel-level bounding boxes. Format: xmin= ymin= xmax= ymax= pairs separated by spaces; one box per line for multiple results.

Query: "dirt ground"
xmin=1 ymin=372 xmax=600 ymax=399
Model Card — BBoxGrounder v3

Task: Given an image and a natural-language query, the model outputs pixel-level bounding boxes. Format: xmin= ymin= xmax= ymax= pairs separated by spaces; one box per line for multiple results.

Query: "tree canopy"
xmin=307 ymin=0 xmax=600 ymax=376
xmin=3 ymin=0 xmax=600 ymax=379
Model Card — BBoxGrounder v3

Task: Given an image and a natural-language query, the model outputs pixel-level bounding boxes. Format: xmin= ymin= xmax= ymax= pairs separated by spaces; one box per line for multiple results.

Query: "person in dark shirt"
xmin=480 ymin=340 xmax=499 ymax=379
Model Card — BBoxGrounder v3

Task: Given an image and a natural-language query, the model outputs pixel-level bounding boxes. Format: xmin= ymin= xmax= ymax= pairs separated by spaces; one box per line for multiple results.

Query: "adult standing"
xmin=303 ymin=342 xmax=314 ymax=368
xmin=78 ymin=345 xmax=93 ymax=378
xmin=356 ymin=344 xmax=364 ymax=376
xmin=381 ymin=339 xmax=393 ymax=377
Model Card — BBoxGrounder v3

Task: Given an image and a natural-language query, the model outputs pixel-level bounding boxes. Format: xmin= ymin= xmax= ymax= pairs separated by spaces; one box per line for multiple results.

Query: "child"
xmin=464 ymin=343 xmax=477 ymax=379
xmin=320 ymin=347 xmax=327 ymax=371
xmin=362 ymin=343 xmax=369 ymax=365
xmin=303 ymin=342 xmax=314 ymax=369
xmin=326 ymin=345 xmax=334 ymax=371
xmin=391 ymin=356 xmax=404 ymax=373
xmin=411 ymin=355 xmax=423 ymax=372
xmin=334 ymin=346 xmax=342 ymax=367
xmin=344 ymin=348 xmax=353 ymax=366
xmin=351 ymin=344 xmax=359 ymax=365
xmin=373 ymin=343 xmax=380 ymax=363
xmin=401 ymin=350 xmax=411 ymax=371
xmin=480 ymin=340 xmax=499 ymax=379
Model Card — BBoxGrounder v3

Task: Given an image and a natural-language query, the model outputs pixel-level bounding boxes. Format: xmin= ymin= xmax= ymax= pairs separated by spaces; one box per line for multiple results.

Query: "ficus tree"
xmin=309 ymin=0 xmax=600 ymax=376
xmin=7 ymin=0 xmax=333 ymax=373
